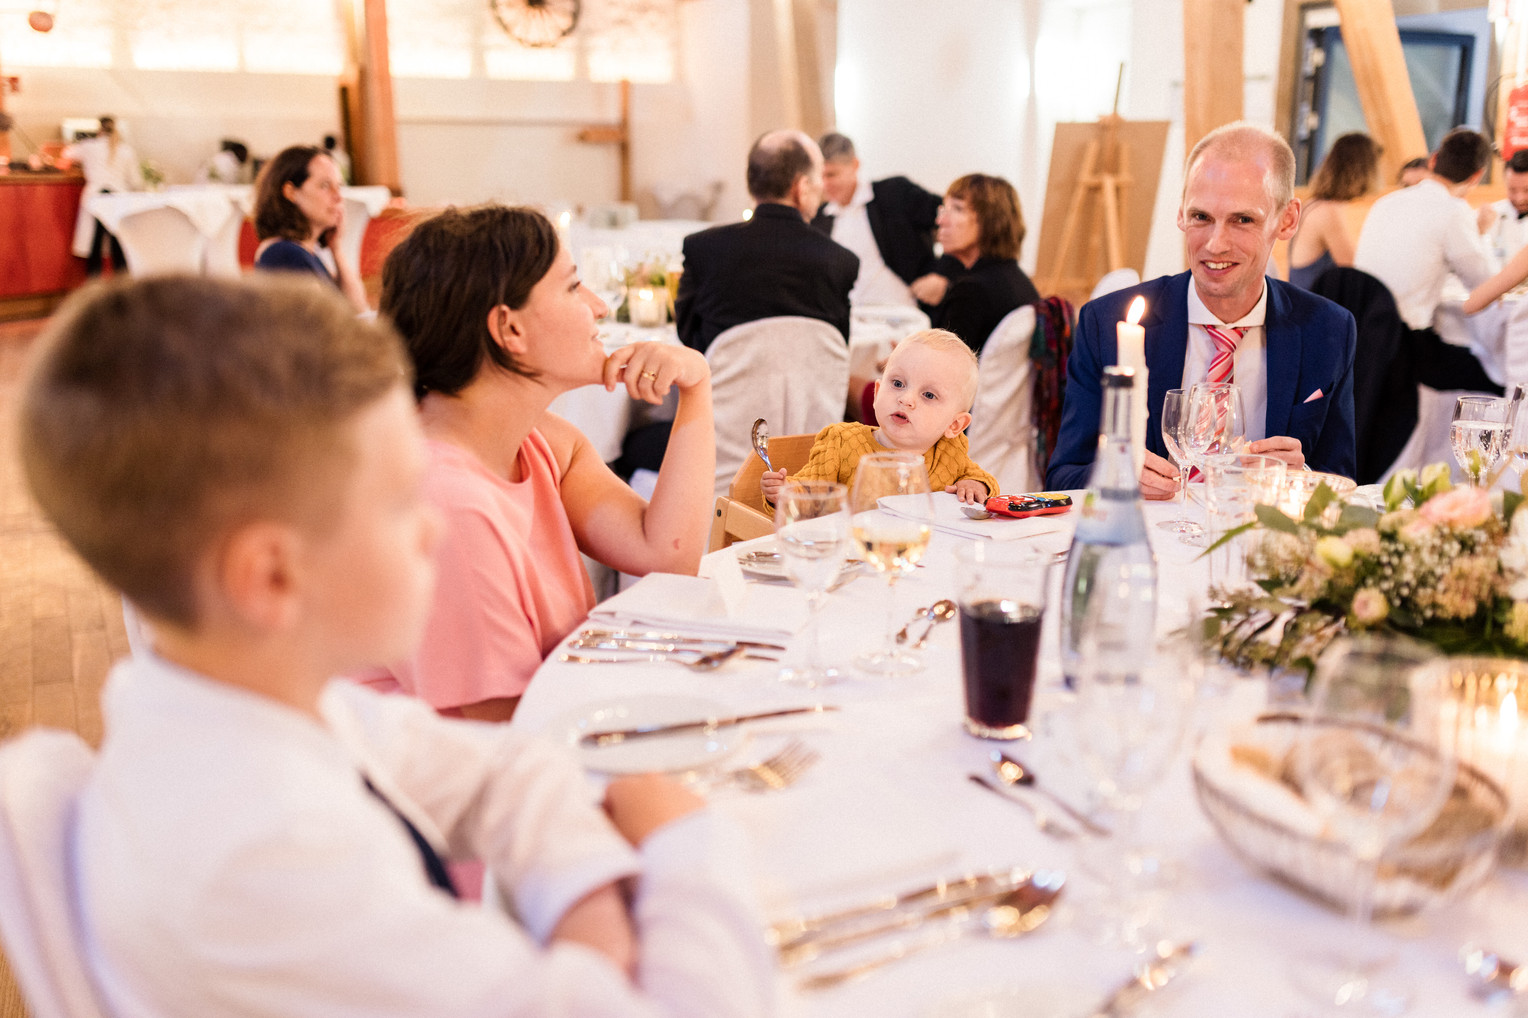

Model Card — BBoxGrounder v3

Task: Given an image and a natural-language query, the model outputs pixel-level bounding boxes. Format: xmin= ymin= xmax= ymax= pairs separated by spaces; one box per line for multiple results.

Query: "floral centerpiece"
xmin=618 ymin=256 xmax=681 ymax=323
xmin=1204 ymin=464 xmax=1528 ymax=683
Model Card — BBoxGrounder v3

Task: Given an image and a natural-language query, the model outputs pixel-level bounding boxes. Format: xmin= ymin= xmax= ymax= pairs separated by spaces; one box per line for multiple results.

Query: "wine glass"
xmin=1289 ymin=633 xmax=1455 ymax=1013
xmin=579 ymin=246 xmax=626 ymax=322
xmin=1179 ymin=382 xmax=1245 ymax=546
xmin=849 ymin=452 xmax=934 ymax=676
xmin=1157 ymin=387 xmax=1202 ymax=537
xmin=775 ymin=480 xmax=851 ymax=688
xmin=1070 ymin=611 xmax=1195 ymax=949
xmin=1451 ymin=394 xmax=1509 ymax=488
xmin=1503 ymin=383 xmax=1528 ymax=483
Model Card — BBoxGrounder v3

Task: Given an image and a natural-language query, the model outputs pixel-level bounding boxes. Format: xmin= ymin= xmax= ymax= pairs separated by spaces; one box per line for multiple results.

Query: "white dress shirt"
xmin=1354 ymin=177 xmax=1494 ymax=330
xmin=826 ymin=176 xmax=916 ymax=307
xmin=1183 ymin=282 xmax=1269 ymax=442
xmin=1484 ymin=197 xmax=1528 ymax=263
xmin=77 ymin=653 xmax=773 ymax=1018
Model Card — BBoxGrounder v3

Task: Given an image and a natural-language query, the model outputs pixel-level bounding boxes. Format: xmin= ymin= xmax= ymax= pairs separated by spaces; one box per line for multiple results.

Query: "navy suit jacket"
xmin=1045 ymin=272 xmax=1357 ymax=489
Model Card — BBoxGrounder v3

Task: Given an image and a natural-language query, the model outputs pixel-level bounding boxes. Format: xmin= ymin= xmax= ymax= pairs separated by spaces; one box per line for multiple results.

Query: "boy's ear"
xmin=486 ymin=304 xmax=530 ymax=357
xmin=872 ymin=379 xmax=881 ymax=402
xmin=215 ymin=520 xmax=304 ymax=633
xmin=945 ymin=411 xmax=972 ymax=438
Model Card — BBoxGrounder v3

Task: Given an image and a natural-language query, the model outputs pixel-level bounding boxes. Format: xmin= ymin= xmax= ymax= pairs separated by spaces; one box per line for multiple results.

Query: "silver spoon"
xmin=910 ymin=599 xmax=957 ymax=649
xmin=990 ymin=751 xmax=1111 ymax=836
xmin=751 ymin=418 xmax=773 ymax=471
xmin=960 ymin=503 xmax=995 ymax=520
xmin=795 ymin=874 xmax=1064 ymax=990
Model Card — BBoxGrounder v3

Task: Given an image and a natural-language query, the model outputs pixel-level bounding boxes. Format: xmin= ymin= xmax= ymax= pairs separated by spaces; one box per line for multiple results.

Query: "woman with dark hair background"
xmin=910 ymin=173 xmax=1039 ymax=354
xmin=252 ymin=144 xmax=369 ymax=314
xmin=364 ymin=204 xmax=715 ymax=722
xmin=1286 ymin=132 xmax=1379 ymax=290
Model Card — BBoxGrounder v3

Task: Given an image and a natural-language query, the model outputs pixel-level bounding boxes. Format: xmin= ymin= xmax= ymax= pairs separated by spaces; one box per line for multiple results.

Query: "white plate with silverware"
xmin=555 ymin=694 xmax=748 ymax=774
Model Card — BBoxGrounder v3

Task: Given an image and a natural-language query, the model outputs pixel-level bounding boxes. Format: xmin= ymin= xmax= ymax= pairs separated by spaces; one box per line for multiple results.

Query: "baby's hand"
xmin=604 ymin=773 xmax=704 ymax=847
xmin=946 ymin=479 xmax=990 ymax=504
xmin=760 ymin=468 xmax=788 ymax=502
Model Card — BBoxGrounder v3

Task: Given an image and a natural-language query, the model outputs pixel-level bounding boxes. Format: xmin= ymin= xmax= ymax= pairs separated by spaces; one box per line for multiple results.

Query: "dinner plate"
xmin=736 ymin=550 xmax=867 ymax=583
xmin=554 ymin=694 xmax=746 ymax=775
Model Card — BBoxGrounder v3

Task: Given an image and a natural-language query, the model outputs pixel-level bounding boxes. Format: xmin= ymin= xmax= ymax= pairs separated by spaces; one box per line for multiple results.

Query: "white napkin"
xmin=588 ymin=572 xmax=807 ymax=641
xmin=877 ymin=490 xmax=1069 ymax=544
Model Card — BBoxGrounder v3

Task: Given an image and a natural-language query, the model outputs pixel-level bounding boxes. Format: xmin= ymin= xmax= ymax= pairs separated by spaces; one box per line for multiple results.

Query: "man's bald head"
xmin=746 ymin=129 xmax=823 ymax=206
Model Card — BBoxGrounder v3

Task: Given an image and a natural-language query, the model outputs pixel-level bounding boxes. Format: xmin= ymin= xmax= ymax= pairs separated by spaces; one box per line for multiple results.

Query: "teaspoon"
xmin=750 ymin=418 xmax=773 ymax=471
xmin=990 ymin=751 xmax=1111 ymax=836
xmin=910 ymin=599 xmax=957 ymax=649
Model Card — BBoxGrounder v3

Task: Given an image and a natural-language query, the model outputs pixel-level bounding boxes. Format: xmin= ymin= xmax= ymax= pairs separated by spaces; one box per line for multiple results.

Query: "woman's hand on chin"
xmin=602 ymin=343 xmax=710 ymax=404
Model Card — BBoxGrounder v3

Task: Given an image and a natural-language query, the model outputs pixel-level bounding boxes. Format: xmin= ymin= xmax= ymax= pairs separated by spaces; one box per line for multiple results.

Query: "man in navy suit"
xmin=1047 ymin=122 xmax=1356 ymax=494
xmin=675 ymin=130 xmax=859 ymax=355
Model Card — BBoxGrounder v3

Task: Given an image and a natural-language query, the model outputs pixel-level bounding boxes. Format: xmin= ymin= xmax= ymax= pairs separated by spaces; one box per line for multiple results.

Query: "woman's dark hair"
xmin=1308 ymin=133 xmax=1379 ymax=202
xmin=946 ymin=173 xmax=1024 ymax=260
xmin=380 ymin=204 xmax=558 ymax=398
xmin=253 ymin=145 xmax=328 ymax=242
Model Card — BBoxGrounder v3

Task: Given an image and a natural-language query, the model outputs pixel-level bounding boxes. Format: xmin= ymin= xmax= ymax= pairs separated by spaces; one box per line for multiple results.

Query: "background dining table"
xmin=511 ymin=495 xmax=1528 ymax=1016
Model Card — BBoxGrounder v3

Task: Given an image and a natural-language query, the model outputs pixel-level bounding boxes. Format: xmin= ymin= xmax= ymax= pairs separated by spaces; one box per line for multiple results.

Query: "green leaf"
xmin=1506 ymin=490 xmax=1523 ymax=523
xmin=1333 ymin=504 xmax=1381 ymax=534
xmin=1199 ymin=519 xmax=1259 ymax=557
xmin=1254 ymin=504 xmax=1301 ymax=534
xmin=1302 ymin=482 xmax=1337 ymax=525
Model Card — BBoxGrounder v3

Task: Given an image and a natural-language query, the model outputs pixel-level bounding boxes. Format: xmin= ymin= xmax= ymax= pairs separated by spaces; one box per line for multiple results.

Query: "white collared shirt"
xmin=1485 ymin=198 xmax=1528 ymax=262
xmin=1183 ymin=282 xmax=1269 ymax=442
xmin=1354 ymin=177 xmax=1494 ymax=330
xmin=76 ymin=653 xmax=773 ymax=1018
xmin=826 ymin=176 xmax=916 ymax=307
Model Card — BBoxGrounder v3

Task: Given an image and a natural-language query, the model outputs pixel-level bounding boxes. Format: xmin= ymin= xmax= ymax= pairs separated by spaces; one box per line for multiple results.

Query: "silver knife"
xmin=580 ymin=705 xmax=838 ymax=746
xmin=578 ymin=628 xmax=788 ymax=652
xmin=768 ymin=866 xmax=1027 ymax=948
xmin=1086 ymin=941 xmax=1198 ymax=1017
xmin=572 ymin=636 xmax=781 ymax=658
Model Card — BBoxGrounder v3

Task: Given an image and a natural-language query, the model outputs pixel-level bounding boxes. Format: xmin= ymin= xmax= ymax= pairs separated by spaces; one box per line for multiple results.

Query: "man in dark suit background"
xmin=810 ymin=132 xmax=941 ymax=308
xmin=1047 ymin=122 xmax=1357 ymax=492
xmin=675 ymin=130 xmax=859 ymax=355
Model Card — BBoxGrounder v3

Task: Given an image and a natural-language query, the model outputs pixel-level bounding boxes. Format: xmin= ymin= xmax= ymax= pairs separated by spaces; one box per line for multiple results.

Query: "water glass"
xmin=955 ymin=542 xmax=1050 ymax=740
xmin=1201 ymin=453 xmax=1285 ymax=597
xmin=1451 ymin=394 xmax=1509 ymax=487
xmin=1158 ymin=387 xmax=1203 ymax=537
xmin=850 ymin=452 xmax=934 ymax=676
xmin=775 ymin=480 xmax=851 ymax=687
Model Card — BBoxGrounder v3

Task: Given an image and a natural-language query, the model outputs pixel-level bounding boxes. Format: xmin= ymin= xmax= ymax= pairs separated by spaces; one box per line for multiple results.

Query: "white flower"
xmin=1502 ymin=510 xmax=1528 ymax=600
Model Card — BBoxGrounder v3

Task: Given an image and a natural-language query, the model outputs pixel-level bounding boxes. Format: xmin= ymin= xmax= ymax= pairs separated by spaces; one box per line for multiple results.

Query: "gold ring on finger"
xmin=641 ymin=370 xmax=658 ymax=380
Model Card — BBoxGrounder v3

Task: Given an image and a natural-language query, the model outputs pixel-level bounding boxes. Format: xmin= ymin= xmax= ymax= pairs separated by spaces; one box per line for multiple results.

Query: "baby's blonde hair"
xmin=886 ymin=328 xmax=980 ymax=410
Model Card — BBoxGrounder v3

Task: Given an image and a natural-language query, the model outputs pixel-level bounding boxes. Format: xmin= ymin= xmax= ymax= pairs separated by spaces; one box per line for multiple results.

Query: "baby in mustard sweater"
xmin=761 ymin=328 xmax=999 ymax=504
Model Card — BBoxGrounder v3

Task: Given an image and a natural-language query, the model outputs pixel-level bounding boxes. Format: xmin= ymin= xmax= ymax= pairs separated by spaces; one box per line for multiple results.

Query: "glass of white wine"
xmin=850 ymin=452 xmax=934 ymax=676
xmin=1450 ymin=395 xmax=1509 ymax=487
xmin=775 ymin=480 xmax=851 ymax=687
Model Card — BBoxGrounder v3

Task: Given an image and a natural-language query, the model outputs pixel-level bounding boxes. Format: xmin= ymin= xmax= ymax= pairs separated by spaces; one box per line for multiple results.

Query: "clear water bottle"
xmin=1060 ymin=366 xmax=1158 ymax=687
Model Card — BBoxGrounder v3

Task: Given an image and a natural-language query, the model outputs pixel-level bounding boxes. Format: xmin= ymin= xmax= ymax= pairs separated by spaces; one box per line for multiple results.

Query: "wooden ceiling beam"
xmin=1333 ymin=0 xmax=1427 ymax=182
xmin=1182 ymin=0 xmax=1244 ymax=155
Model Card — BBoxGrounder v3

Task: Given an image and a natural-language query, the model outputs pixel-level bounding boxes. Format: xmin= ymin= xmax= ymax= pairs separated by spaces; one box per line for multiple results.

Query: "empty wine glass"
xmin=775 ymin=480 xmax=851 ymax=687
xmin=849 ymin=452 xmax=934 ymax=676
xmin=1158 ymin=387 xmax=1202 ymax=537
xmin=579 ymin=246 xmax=626 ymax=321
xmin=1451 ymin=395 xmax=1509 ymax=488
xmin=1290 ymin=634 xmax=1455 ymax=1014
xmin=1179 ymin=382 xmax=1245 ymax=547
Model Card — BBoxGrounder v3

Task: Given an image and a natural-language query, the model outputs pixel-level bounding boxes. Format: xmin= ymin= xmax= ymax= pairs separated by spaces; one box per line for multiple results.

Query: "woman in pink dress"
xmin=368 ymin=205 xmax=715 ymax=721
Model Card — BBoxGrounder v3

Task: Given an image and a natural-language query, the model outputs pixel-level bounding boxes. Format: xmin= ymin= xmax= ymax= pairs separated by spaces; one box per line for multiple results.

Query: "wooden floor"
xmin=0 ymin=315 xmax=129 ymax=1018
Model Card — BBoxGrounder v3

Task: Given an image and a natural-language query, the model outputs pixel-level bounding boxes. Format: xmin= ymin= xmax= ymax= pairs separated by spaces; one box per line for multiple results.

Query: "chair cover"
xmin=966 ymin=305 xmax=1038 ymax=493
xmin=0 ymin=729 xmax=109 ymax=1018
xmin=201 ymin=209 xmax=246 ymax=278
xmin=1089 ymin=267 xmax=1140 ymax=301
xmin=113 ymin=206 xmax=206 ymax=277
xmin=707 ymin=317 xmax=850 ymax=497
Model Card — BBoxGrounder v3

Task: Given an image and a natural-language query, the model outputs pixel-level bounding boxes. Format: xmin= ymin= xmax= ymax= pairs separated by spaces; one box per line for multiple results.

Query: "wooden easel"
xmin=1037 ymin=71 xmax=1133 ymax=302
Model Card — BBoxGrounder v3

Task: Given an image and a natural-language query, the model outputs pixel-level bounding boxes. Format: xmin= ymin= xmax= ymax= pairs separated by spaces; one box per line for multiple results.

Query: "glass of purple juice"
xmin=955 ymin=543 xmax=1051 ymax=740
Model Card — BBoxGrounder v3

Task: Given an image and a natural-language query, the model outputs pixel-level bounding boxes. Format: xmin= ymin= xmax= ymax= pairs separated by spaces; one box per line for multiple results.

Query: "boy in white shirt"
xmin=16 ymin=275 xmax=772 ymax=1018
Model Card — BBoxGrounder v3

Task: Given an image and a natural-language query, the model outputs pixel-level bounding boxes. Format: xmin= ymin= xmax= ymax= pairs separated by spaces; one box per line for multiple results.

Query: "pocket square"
xmin=1302 ymin=389 xmax=1325 ymax=403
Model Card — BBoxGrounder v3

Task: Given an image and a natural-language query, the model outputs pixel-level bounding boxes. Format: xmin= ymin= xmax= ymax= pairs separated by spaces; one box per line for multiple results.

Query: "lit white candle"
xmin=630 ymin=287 xmax=666 ymax=328
xmin=1116 ymin=296 xmax=1149 ymax=474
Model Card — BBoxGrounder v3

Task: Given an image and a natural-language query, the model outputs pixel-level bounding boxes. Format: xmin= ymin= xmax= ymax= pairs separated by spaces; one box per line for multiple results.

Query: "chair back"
xmin=113 ymin=206 xmax=206 ymax=277
xmin=706 ymin=316 xmax=849 ymax=497
xmin=966 ymin=305 xmax=1038 ymax=493
xmin=707 ymin=433 xmax=817 ymax=552
xmin=0 ymin=729 xmax=110 ymax=1018
xmin=1089 ymin=267 xmax=1140 ymax=301
xmin=1307 ymin=266 xmax=1416 ymax=484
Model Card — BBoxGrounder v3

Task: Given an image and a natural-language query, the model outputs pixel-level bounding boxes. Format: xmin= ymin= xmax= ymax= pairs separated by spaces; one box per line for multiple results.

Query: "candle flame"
xmin=637 ymin=288 xmax=654 ymax=300
xmin=557 ymin=210 xmax=572 ymax=228
xmin=1126 ymin=296 xmax=1146 ymax=326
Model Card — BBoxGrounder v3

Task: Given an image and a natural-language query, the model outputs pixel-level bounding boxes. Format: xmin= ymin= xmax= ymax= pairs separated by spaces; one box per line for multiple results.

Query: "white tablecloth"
xmin=513 ymin=497 xmax=1526 ymax=1016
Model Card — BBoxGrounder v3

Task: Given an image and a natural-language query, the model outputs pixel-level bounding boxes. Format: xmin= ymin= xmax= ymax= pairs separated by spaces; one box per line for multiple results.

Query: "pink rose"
xmin=1417 ymin=485 xmax=1493 ymax=529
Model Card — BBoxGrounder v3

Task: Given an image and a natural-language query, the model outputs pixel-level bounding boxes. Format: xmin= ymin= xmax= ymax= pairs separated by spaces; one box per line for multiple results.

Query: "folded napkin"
xmin=877 ymin=490 xmax=1070 ymax=544
xmin=588 ymin=572 xmax=807 ymax=642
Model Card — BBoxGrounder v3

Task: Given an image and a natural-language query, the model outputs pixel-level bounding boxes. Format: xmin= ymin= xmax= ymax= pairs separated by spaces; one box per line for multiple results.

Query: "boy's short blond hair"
xmin=886 ymin=328 xmax=981 ymax=409
xmin=20 ymin=275 xmax=408 ymax=628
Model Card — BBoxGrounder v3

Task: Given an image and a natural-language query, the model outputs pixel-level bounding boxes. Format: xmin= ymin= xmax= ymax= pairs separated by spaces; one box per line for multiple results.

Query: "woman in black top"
xmin=913 ymin=173 xmax=1038 ymax=354
xmin=252 ymin=145 xmax=369 ymax=314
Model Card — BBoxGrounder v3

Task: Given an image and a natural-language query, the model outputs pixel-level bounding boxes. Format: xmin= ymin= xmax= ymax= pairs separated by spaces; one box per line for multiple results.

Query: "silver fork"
xmin=714 ymin=739 xmax=820 ymax=792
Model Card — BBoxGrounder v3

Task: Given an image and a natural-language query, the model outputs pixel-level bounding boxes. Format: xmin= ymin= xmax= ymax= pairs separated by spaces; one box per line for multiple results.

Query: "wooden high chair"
xmin=706 ymin=432 xmax=816 ymax=552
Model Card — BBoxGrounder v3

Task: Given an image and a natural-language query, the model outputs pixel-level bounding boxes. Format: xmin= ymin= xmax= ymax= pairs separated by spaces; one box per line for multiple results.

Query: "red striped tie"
xmin=1204 ymin=324 xmax=1245 ymax=385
